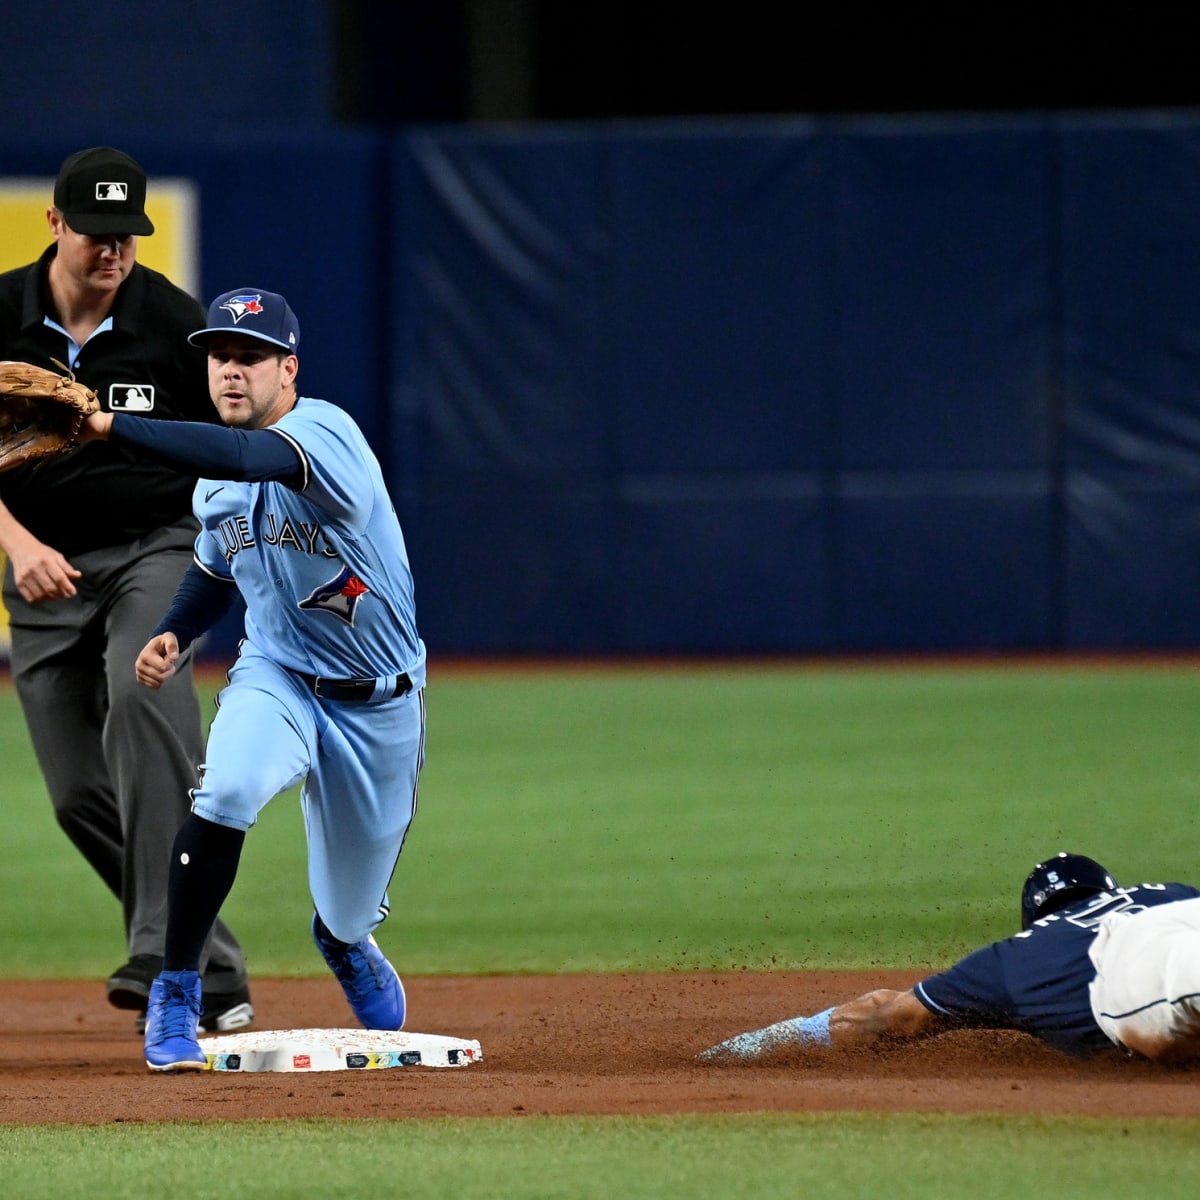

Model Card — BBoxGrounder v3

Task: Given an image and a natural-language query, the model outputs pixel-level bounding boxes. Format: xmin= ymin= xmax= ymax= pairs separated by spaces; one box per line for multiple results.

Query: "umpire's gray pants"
xmin=3 ymin=518 xmax=247 ymax=990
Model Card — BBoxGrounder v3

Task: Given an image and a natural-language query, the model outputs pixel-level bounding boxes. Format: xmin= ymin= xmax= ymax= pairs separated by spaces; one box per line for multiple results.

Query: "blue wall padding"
xmin=5 ymin=110 xmax=1200 ymax=654
xmin=1058 ymin=117 xmax=1200 ymax=647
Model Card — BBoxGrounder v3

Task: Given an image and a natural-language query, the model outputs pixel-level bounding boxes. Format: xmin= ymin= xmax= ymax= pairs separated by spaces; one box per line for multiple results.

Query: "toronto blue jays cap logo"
xmin=299 ymin=566 xmax=370 ymax=625
xmin=189 ymin=287 xmax=301 ymax=352
xmin=219 ymin=294 xmax=266 ymax=323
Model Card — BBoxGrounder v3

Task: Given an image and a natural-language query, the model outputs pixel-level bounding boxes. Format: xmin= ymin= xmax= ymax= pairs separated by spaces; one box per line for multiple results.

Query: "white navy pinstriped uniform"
xmin=1089 ymin=893 xmax=1200 ymax=1055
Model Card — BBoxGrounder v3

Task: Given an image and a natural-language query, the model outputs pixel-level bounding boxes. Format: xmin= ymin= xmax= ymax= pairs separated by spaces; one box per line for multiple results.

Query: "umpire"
xmin=0 ymin=146 xmax=251 ymax=1032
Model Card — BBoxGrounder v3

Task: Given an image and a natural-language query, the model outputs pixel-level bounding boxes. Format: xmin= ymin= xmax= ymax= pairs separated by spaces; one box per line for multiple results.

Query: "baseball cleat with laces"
xmin=311 ymin=913 xmax=406 ymax=1030
xmin=144 ymin=970 xmax=210 ymax=1072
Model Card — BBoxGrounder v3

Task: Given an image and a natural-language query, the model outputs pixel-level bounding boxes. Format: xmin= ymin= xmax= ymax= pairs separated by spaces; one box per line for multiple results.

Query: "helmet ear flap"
xmin=1021 ymin=852 xmax=1117 ymax=929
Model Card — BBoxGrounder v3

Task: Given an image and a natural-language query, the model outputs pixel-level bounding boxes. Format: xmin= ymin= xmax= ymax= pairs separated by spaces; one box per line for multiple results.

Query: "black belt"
xmin=295 ymin=671 xmax=413 ymax=702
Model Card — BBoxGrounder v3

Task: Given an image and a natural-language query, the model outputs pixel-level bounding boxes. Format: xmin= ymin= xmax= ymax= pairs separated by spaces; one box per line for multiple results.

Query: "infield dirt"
xmin=2 ymin=971 xmax=1199 ymax=1124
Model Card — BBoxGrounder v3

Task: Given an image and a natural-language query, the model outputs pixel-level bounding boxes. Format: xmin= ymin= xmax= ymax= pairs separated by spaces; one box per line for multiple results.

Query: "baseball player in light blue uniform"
xmin=80 ymin=288 xmax=426 ymax=1071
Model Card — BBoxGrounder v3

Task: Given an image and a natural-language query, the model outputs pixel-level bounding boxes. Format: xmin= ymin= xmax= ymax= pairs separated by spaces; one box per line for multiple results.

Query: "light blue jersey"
xmin=187 ymin=396 xmax=426 ymax=943
xmin=193 ymin=396 xmax=426 ymax=688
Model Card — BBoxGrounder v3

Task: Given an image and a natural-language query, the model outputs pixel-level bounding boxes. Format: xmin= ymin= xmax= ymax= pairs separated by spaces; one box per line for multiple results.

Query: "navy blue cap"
xmin=188 ymin=289 xmax=300 ymax=353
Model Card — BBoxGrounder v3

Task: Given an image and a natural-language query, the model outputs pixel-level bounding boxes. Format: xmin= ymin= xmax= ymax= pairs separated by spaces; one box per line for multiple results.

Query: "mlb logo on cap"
xmin=53 ymin=146 xmax=154 ymax=236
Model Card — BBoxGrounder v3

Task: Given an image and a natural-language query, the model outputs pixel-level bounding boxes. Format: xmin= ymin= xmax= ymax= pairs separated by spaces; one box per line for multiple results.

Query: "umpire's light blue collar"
xmin=188 ymin=289 xmax=300 ymax=353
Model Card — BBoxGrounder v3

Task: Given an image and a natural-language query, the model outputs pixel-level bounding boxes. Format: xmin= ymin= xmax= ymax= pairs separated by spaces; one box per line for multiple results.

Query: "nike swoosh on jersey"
xmin=205 ymin=487 xmax=225 ymax=502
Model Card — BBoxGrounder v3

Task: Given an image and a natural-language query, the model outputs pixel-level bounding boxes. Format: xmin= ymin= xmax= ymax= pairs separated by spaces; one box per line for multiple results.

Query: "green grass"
xmin=4 ymin=662 xmax=1198 ymax=977
xmin=2 ymin=1113 xmax=1199 ymax=1200
xmin=4 ymin=660 xmax=1200 ymax=1197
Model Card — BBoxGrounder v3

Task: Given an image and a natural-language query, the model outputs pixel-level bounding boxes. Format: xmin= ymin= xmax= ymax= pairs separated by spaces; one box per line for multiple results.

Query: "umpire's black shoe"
xmin=199 ymin=985 xmax=254 ymax=1033
xmin=107 ymin=954 xmax=163 ymax=1011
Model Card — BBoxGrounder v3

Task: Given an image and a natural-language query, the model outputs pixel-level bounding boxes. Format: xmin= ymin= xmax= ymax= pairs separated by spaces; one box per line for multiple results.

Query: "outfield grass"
xmin=3 ymin=660 xmax=1199 ymax=1197
xmin=4 ymin=661 xmax=1199 ymax=977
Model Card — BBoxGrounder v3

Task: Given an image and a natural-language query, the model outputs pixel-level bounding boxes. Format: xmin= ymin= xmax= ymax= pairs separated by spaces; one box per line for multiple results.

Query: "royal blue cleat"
xmin=144 ymin=970 xmax=209 ymax=1072
xmin=312 ymin=913 xmax=406 ymax=1030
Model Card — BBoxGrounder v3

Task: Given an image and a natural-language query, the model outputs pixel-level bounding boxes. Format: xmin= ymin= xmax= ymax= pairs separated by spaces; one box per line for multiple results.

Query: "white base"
xmin=201 ymin=1028 xmax=483 ymax=1072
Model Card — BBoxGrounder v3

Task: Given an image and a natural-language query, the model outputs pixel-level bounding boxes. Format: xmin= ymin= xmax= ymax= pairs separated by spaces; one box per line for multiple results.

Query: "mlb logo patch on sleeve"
xmin=109 ymin=383 xmax=155 ymax=411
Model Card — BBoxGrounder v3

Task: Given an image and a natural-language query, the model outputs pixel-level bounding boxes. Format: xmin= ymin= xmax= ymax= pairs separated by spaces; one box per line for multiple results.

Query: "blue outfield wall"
xmin=394 ymin=114 xmax=1199 ymax=655
xmin=1058 ymin=118 xmax=1200 ymax=648
xmin=3 ymin=111 xmax=1200 ymax=654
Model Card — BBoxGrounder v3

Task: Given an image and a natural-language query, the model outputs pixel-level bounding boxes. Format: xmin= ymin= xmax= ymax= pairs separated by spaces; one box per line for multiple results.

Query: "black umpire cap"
xmin=53 ymin=147 xmax=155 ymax=237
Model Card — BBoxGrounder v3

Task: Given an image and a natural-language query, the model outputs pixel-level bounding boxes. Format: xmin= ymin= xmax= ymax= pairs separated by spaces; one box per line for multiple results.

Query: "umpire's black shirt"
xmin=0 ymin=244 xmax=217 ymax=557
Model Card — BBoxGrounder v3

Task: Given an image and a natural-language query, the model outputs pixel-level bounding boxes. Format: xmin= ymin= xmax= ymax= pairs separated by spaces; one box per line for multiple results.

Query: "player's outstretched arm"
xmin=697 ymin=988 xmax=947 ymax=1062
xmin=78 ymin=410 xmax=113 ymax=441
xmin=135 ymin=632 xmax=181 ymax=690
xmin=103 ymin=411 xmax=301 ymax=483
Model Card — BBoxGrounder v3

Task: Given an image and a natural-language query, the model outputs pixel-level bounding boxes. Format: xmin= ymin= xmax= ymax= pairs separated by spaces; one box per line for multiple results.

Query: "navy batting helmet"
xmin=1020 ymin=852 xmax=1117 ymax=930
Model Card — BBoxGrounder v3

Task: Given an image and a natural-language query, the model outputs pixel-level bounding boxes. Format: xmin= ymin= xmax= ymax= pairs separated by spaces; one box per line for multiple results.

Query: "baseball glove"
xmin=0 ymin=360 xmax=100 ymax=473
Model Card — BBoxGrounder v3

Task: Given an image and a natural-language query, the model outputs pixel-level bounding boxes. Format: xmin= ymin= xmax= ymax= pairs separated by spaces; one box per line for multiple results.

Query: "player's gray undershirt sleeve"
xmin=108 ymin=412 xmax=302 ymax=484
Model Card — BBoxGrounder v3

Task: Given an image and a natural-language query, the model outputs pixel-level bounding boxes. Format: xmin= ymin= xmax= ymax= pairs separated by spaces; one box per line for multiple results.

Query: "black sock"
xmin=314 ymin=912 xmax=350 ymax=951
xmin=163 ymin=814 xmax=246 ymax=973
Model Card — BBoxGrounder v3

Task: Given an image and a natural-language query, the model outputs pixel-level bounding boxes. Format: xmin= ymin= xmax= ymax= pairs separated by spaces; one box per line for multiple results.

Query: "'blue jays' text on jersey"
xmin=915 ymin=883 xmax=1200 ymax=1056
xmin=192 ymin=397 xmax=425 ymax=687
